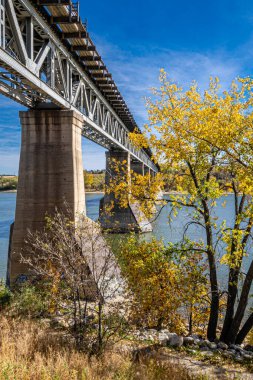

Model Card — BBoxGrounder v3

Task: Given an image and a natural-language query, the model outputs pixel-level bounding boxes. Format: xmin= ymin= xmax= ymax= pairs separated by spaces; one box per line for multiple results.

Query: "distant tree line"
xmin=0 ymin=172 xmax=105 ymax=193
xmin=0 ymin=176 xmax=18 ymax=191
xmin=83 ymin=170 xmax=105 ymax=192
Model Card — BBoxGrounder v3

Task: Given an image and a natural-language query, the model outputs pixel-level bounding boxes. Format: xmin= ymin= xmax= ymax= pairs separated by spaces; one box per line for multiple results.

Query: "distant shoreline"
xmin=0 ymin=190 xmax=17 ymax=193
xmin=0 ymin=190 xmax=104 ymax=194
xmin=85 ymin=191 xmax=104 ymax=194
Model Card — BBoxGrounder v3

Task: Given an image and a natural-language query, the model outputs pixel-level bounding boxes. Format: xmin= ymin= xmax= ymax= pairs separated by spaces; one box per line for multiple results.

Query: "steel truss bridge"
xmin=0 ymin=0 xmax=158 ymax=172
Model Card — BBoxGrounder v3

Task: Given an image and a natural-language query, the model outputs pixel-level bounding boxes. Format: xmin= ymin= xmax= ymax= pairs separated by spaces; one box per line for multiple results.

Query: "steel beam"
xmin=0 ymin=0 xmax=158 ymax=172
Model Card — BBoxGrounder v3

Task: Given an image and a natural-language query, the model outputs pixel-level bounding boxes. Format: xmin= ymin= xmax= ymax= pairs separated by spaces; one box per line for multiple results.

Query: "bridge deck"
xmin=33 ymin=1 xmax=139 ymax=133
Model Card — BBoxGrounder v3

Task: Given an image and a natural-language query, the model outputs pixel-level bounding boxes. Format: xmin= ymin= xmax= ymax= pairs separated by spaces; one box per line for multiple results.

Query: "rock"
xmin=158 ymin=332 xmax=167 ymax=340
xmin=223 ymin=351 xmax=235 ymax=358
xmin=244 ymin=351 xmax=253 ymax=357
xmin=194 ymin=338 xmax=201 ymax=345
xmin=206 ymin=341 xmax=217 ymax=350
xmin=217 ymin=342 xmax=228 ymax=350
xmin=242 ymin=353 xmax=253 ymax=360
xmin=200 ymin=346 xmax=210 ymax=352
xmin=227 ymin=349 xmax=236 ymax=355
xmin=168 ymin=334 xmax=184 ymax=348
xmin=183 ymin=336 xmax=195 ymax=346
xmin=235 ymin=355 xmax=244 ymax=363
xmin=158 ymin=331 xmax=171 ymax=341
xmin=245 ymin=344 xmax=253 ymax=352
xmin=212 ymin=349 xmax=221 ymax=354
xmin=229 ymin=344 xmax=244 ymax=354
xmin=199 ymin=340 xmax=209 ymax=348
xmin=158 ymin=332 xmax=169 ymax=346
xmin=160 ymin=329 xmax=170 ymax=335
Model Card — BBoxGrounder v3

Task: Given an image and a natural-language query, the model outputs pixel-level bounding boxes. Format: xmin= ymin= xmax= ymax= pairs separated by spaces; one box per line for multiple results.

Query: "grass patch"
xmin=0 ymin=316 xmax=196 ymax=380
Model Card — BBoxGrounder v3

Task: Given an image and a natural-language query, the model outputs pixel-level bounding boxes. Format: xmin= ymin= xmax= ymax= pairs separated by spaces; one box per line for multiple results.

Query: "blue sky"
xmin=1 ymin=0 xmax=253 ymax=173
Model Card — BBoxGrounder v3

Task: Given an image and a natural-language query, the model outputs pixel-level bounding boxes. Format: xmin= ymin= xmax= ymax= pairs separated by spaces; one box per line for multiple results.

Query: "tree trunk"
xmin=203 ymin=203 xmax=219 ymax=341
xmin=235 ymin=312 xmax=253 ymax=344
xmin=226 ymin=260 xmax=253 ymax=344
xmin=187 ymin=161 xmax=219 ymax=341
xmin=220 ymin=268 xmax=239 ymax=342
xmin=207 ymin=259 xmax=219 ymax=341
xmin=221 ymin=200 xmax=253 ymax=343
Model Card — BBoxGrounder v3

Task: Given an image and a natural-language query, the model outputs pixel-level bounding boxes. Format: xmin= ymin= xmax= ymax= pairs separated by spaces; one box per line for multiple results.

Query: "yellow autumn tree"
xmin=118 ymin=71 xmax=253 ymax=344
xmin=117 ymin=235 xmax=208 ymax=334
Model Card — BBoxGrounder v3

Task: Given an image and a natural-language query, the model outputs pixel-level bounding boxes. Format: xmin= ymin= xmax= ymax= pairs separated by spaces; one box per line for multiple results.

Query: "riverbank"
xmin=0 ymin=190 xmax=104 ymax=194
xmin=0 ymin=314 xmax=252 ymax=379
xmin=0 ymin=189 xmax=17 ymax=193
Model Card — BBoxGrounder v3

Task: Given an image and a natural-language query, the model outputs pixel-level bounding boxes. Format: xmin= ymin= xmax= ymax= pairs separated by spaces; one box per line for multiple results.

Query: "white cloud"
xmin=0 ymin=37 xmax=250 ymax=173
xmin=94 ymin=36 xmax=245 ymax=125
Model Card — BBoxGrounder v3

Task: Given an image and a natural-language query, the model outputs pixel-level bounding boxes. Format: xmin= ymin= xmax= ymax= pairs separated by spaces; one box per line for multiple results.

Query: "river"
xmin=0 ymin=192 xmax=250 ymax=284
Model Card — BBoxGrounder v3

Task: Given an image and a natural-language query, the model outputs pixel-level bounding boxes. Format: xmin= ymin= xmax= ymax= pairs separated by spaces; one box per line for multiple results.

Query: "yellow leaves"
xmin=117 ymin=235 xmax=209 ymax=333
xmin=129 ymin=130 xmax=149 ymax=149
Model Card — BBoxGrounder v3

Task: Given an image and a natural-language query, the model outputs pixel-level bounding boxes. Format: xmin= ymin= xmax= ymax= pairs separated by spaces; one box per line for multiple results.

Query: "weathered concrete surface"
xmin=99 ymin=150 xmax=152 ymax=232
xmin=7 ymin=110 xmax=85 ymax=285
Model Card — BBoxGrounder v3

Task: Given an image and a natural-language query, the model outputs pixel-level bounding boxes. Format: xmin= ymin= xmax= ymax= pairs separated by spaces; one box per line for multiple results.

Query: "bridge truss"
xmin=0 ymin=0 xmax=158 ymax=172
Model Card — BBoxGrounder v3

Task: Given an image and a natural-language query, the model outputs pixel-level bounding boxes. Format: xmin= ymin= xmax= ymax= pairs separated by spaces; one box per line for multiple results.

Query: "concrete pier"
xmin=131 ymin=160 xmax=144 ymax=176
xmin=99 ymin=150 xmax=152 ymax=233
xmin=7 ymin=110 xmax=85 ymax=285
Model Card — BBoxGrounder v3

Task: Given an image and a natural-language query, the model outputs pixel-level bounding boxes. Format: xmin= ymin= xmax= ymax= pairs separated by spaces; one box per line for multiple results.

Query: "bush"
xmin=117 ymin=235 xmax=209 ymax=334
xmin=0 ymin=281 xmax=12 ymax=310
xmin=12 ymin=284 xmax=50 ymax=318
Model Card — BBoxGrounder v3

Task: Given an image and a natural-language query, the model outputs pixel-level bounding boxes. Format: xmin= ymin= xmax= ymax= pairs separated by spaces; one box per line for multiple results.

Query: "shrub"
xmin=117 ymin=235 xmax=209 ymax=334
xmin=11 ymin=284 xmax=50 ymax=318
xmin=0 ymin=281 xmax=12 ymax=310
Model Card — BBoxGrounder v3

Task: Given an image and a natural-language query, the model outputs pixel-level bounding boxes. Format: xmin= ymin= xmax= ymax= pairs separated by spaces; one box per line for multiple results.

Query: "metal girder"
xmin=71 ymin=45 xmax=96 ymax=52
xmin=92 ymin=73 xmax=112 ymax=78
xmin=61 ymin=31 xmax=88 ymax=39
xmin=49 ymin=16 xmax=78 ymax=24
xmin=38 ymin=0 xmax=71 ymax=4
xmin=0 ymin=0 xmax=158 ymax=172
xmin=81 ymin=56 xmax=101 ymax=62
xmin=87 ymin=65 xmax=106 ymax=70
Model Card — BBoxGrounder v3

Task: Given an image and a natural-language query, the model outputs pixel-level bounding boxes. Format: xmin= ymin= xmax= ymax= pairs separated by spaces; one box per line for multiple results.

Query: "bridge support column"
xmin=99 ymin=150 xmax=152 ymax=233
xmin=7 ymin=110 xmax=85 ymax=285
xmin=131 ymin=160 xmax=144 ymax=176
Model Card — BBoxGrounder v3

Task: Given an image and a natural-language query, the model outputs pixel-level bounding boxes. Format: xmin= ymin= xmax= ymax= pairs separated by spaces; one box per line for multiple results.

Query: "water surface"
xmin=0 ymin=192 xmax=103 ymax=279
xmin=0 ymin=192 xmax=251 ymax=286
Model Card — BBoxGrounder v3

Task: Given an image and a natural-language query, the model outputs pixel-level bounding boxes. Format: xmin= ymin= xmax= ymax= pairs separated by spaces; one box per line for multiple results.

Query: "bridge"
xmin=0 ymin=0 xmax=158 ymax=284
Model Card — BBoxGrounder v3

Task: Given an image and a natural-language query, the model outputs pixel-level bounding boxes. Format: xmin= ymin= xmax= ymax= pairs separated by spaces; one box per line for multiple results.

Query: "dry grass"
xmin=0 ymin=317 xmax=194 ymax=380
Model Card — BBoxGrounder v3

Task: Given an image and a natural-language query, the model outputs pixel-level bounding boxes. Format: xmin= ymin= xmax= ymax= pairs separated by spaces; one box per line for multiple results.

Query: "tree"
xmin=117 ymin=235 xmax=209 ymax=334
xmin=84 ymin=170 xmax=94 ymax=189
xmin=21 ymin=210 xmax=127 ymax=355
xmin=120 ymin=72 xmax=253 ymax=344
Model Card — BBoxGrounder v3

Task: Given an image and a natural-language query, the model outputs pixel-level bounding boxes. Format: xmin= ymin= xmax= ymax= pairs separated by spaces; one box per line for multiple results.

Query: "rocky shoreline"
xmin=132 ymin=329 xmax=253 ymax=363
